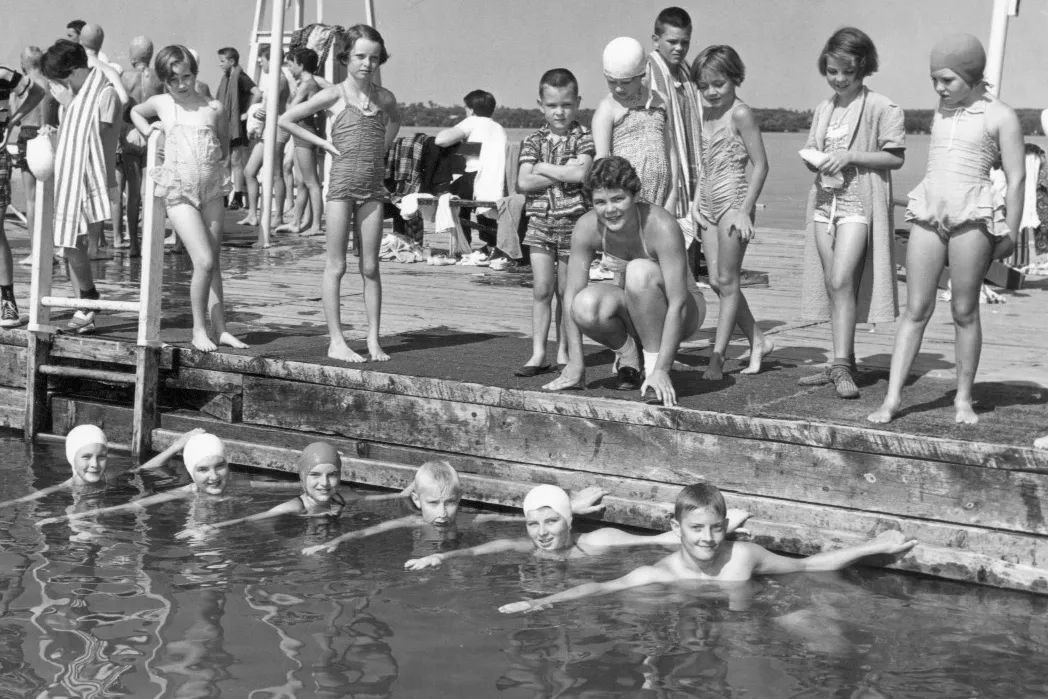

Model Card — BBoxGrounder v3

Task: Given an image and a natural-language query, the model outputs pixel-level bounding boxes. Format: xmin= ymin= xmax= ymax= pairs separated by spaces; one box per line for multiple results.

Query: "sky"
xmin=3 ymin=0 xmax=1047 ymax=112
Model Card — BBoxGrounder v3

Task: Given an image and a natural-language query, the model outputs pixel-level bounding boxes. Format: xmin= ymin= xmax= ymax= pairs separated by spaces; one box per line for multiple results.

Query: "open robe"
xmin=646 ymin=51 xmax=702 ymax=220
xmin=53 ymin=67 xmax=110 ymax=248
xmin=802 ymin=87 xmax=905 ymax=324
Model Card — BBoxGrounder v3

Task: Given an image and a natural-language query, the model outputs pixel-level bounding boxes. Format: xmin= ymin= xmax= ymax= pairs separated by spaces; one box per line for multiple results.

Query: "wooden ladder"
xmin=24 ymin=131 xmax=166 ymax=460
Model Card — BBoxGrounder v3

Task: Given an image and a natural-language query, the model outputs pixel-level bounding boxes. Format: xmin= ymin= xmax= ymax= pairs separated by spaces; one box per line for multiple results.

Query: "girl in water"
xmin=690 ymin=45 xmax=773 ymax=380
xmin=799 ymin=28 xmax=906 ymax=399
xmin=131 ymin=45 xmax=248 ymax=352
xmin=869 ymin=34 xmax=1024 ymax=425
xmin=279 ymin=25 xmax=401 ymax=363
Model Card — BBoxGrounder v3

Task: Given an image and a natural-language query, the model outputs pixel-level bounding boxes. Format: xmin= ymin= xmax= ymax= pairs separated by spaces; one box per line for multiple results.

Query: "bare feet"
xmin=237 ymin=214 xmax=258 ymax=226
xmin=218 ymin=332 xmax=249 ymax=349
xmin=955 ymin=400 xmax=979 ymax=425
xmin=274 ymin=221 xmax=298 ymax=233
xmin=328 ymin=343 xmax=367 ymax=363
xmin=368 ymin=340 xmax=390 ymax=362
xmin=192 ymin=330 xmax=218 ymax=352
xmin=867 ymin=398 xmax=900 ymax=424
xmin=703 ymin=353 xmax=725 ymax=381
xmin=739 ymin=337 xmax=775 ymax=375
xmin=299 ymin=226 xmax=323 ymax=237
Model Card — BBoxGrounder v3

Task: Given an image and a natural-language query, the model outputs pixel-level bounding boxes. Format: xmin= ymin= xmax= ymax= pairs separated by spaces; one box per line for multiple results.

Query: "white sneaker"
xmin=67 ymin=310 xmax=96 ymax=334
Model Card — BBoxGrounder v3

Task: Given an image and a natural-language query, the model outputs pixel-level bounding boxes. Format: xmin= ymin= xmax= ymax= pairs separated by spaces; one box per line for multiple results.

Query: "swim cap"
xmin=65 ymin=424 xmax=107 ymax=466
xmin=930 ymin=33 xmax=986 ymax=86
xmin=522 ymin=484 xmax=572 ymax=526
xmin=182 ymin=433 xmax=226 ymax=472
xmin=603 ymin=37 xmax=647 ymax=80
xmin=296 ymin=442 xmax=341 ymax=485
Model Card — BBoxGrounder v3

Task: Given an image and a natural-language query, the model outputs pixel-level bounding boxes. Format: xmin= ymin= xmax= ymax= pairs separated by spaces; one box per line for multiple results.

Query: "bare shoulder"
xmin=642 ymin=202 xmax=681 ymax=235
xmin=986 ymin=97 xmax=1020 ymax=128
xmin=730 ymin=101 xmax=758 ymax=128
xmin=375 ymin=86 xmax=398 ymax=109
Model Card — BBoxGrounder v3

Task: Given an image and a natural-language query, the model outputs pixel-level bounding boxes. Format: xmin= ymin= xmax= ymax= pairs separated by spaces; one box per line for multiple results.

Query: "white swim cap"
xmin=603 ymin=37 xmax=647 ymax=79
xmin=182 ymin=433 xmax=226 ymax=471
xmin=522 ymin=484 xmax=572 ymax=526
xmin=65 ymin=425 xmax=107 ymax=466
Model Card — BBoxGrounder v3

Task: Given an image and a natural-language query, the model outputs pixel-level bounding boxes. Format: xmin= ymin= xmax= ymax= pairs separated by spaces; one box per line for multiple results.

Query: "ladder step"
xmin=38 ymin=365 xmax=137 ymax=384
xmin=41 ymin=297 xmax=141 ymax=313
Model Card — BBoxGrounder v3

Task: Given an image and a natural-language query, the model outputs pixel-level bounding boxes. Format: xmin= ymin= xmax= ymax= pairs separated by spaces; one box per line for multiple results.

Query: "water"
xmin=2 ymin=436 xmax=1047 ymax=698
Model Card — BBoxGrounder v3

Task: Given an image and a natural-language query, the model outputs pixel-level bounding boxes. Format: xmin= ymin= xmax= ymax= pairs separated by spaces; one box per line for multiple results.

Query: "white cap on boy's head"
xmin=603 ymin=37 xmax=647 ymax=79
xmin=522 ymin=484 xmax=572 ymax=525
xmin=65 ymin=425 xmax=107 ymax=466
xmin=182 ymin=433 xmax=226 ymax=471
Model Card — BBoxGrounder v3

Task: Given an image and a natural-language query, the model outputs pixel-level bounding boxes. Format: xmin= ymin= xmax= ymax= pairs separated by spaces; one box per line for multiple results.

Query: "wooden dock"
xmin=1 ymin=210 xmax=1046 ymax=594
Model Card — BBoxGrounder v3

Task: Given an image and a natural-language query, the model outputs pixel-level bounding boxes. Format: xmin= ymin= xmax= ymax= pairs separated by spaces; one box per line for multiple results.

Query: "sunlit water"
xmin=1 ymin=436 xmax=1047 ymax=698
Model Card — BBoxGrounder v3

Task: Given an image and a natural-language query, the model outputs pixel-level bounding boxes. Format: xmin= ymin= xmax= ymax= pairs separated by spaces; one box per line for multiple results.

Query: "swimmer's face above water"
xmin=536 ymin=85 xmax=580 ymax=134
xmin=190 ymin=457 xmax=230 ymax=496
xmin=525 ymin=506 xmax=572 ymax=551
xmin=304 ymin=463 xmax=340 ymax=504
xmin=411 ymin=480 xmax=460 ymax=527
xmin=71 ymin=444 xmax=108 ymax=485
xmin=672 ymin=506 xmax=728 ymax=563
xmin=343 ymin=38 xmax=382 ymax=83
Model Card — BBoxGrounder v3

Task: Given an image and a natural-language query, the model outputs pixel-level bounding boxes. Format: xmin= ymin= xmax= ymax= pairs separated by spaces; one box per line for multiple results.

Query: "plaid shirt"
xmin=518 ymin=121 xmax=595 ymax=233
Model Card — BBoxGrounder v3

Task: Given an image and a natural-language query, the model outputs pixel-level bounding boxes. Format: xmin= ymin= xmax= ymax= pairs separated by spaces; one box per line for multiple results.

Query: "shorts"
xmin=15 ymin=126 xmax=39 ymax=171
xmin=813 ymin=212 xmax=870 ymax=229
xmin=522 ymin=226 xmax=572 ymax=261
xmin=293 ymin=123 xmax=318 ymax=151
xmin=276 ymin=128 xmax=291 ymax=146
xmin=0 ymin=150 xmax=9 ymax=209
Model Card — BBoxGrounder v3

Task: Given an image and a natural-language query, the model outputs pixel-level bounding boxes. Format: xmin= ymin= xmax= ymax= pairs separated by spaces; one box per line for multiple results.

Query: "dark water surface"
xmin=1 ymin=437 xmax=1046 ymax=698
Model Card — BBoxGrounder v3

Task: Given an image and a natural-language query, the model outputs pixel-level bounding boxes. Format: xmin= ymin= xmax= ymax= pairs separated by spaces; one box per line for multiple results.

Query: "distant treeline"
xmin=399 ymin=102 xmax=1047 ymax=136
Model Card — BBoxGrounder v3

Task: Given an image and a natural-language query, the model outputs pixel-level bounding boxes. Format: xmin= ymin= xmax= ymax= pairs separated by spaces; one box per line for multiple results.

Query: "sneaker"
xmin=457 ymin=250 xmax=490 ymax=266
xmin=67 ymin=310 xmax=96 ymax=334
xmin=828 ymin=364 xmax=859 ymax=399
xmin=429 ymin=255 xmax=458 ymax=267
xmin=0 ymin=299 xmax=22 ymax=328
xmin=611 ymin=354 xmax=642 ymax=390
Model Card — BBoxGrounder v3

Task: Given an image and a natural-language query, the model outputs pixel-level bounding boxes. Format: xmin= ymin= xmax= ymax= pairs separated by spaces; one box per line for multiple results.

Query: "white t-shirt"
xmin=457 ymin=115 xmax=507 ymax=205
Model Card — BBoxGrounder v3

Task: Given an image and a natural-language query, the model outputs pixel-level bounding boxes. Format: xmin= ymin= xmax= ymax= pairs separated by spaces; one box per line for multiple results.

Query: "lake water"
xmin=2 ymin=436 xmax=1047 ymax=697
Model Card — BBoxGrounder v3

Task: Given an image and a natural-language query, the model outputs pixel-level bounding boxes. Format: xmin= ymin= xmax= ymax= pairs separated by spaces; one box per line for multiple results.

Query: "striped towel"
xmin=53 ymin=67 xmax=110 ymax=248
xmin=647 ymin=51 xmax=703 ymax=220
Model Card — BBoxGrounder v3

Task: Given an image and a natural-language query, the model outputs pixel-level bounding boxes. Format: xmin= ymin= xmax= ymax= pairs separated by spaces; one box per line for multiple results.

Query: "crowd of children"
xmin=0 ymin=7 xmax=1028 ymax=429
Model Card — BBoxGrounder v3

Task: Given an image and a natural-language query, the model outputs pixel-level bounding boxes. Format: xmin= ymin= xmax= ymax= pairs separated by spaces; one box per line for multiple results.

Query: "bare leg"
xmin=199 ymin=198 xmax=248 ymax=349
xmin=523 ymin=248 xmax=556 ymax=368
xmin=278 ymin=157 xmax=309 ymax=233
xmin=240 ymin=141 xmax=263 ymax=227
xmin=230 ymin=144 xmax=248 ymax=205
xmin=297 ymin=147 xmax=322 ymax=236
xmin=0 ymin=223 xmax=12 ymax=287
xmin=271 ymin=143 xmax=288 ymax=228
xmin=323 ymin=200 xmax=364 ymax=362
xmin=868 ymin=224 xmax=947 ymax=423
xmin=356 ymin=200 xmax=388 ymax=361
xmin=554 ymin=257 xmax=571 ymax=365
xmin=125 ymin=156 xmax=143 ymax=257
xmin=64 ymin=242 xmax=95 ymax=297
xmin=167 ymin=203 xmax=219 ymax=352
xmin=113 ymin=165 xmax=127 ymax=247
xmin=571 ymin=283 xmax=632 ymax=349
xmin=87 ymin=221 xmax=107 ymax=259
xmin=17 ymin=170 xmax=36 ymax=265
xmin=814 ymin=221 xmax=869 ymax=363
xmin=622 ymin=259 xmax=701 ymax=356
xmin=946 ymin=225 xmax=993 ymax=424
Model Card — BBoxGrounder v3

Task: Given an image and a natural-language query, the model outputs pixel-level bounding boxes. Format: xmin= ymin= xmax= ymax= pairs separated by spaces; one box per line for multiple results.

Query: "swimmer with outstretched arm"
xmin=498 ymin=483 xmax=916 ymax=614
xmin=302 ymin=460 xmax=608 ymax=555
xmin=403 ymin=483 xmax=750 ymax=571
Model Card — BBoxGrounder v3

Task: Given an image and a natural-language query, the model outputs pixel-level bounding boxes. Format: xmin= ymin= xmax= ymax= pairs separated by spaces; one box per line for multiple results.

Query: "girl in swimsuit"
xmin=691 ymin=45 xmax=773 ymax=381
xmin=279 ymin=25 xmax=402 ymax=363
xmin=131 ymin=45 xmax=248 ymax=352
xmin=277 ymin=47 xmax=325 ymax=238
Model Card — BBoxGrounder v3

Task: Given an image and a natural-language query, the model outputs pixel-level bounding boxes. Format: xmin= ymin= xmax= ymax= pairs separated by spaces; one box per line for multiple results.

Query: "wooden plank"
xmin=0 ymin=386 xmax=25 ymax=428
xmin=198 ymin=393 xmax=242 ymax=423
xmin=0 ymin=344 xmax=27 ymax=388
xmin=131 ymin=346 xmax=160 ymax=460
xmin=50 ymin=334 xmax=176 ymax=368
xmin=0 ymin=328 xmax=28 ymax=348
xmin=23 ymin=333 xmax=50 ymax=439
xmin=162 ymin=368 xmax=244 ymax=393
xmin=239 ymin=376 xmax=1048 ymax=535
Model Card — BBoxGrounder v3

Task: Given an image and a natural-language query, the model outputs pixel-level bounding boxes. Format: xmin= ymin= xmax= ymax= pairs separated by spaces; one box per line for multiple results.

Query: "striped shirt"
xmin=519 ymin=122 xmax=595 ymax=233
xmin=0 ymin=66 xmax=30 ymax=130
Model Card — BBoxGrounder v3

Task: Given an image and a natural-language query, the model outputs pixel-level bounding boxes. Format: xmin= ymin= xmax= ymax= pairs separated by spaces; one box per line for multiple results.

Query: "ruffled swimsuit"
xmin=150 ymin=123 xmax=232 ymax=209
xmin=906 ymin=96 xmax=1006 ymax=239
xmin=326 ymin=83 xmax=390 ymax=203
xmin=611 ymin=94 xmax=670 ymax=207
xmin=697 ymin=101 xmax=750 ymax=223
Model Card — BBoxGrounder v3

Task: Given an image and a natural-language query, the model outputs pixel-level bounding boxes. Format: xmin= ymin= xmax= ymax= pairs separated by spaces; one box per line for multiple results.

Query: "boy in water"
xmin=515 ymin=68 xmax=595 ymax=377
xmin=498 ymin=483 xmax=915 ymax=613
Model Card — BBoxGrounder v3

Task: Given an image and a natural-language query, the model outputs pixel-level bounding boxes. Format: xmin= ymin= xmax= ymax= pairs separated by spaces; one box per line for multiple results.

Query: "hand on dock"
xmin=868 ymin=530 xmax=917 ymax=557
xmin=498 ymin=599 xmax=547 ymax=614
xmin=404 ymin=554 xmax=443 ymax=570
xmin=570 ymin=486 xmax=608 ymax=516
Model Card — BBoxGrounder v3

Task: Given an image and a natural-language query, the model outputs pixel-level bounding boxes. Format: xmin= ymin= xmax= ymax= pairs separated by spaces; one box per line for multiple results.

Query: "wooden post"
xmin=258 ymin=0 xmax=287 ymax=248
xmin=24 ymin=333 xmax=51 ymax=440
xmin=131 ymin=346 xmax=160 ymax=459
xmin=985 ymin=0 xmax=1019 ymax=96
xmin=25 ymin=157 xmax=56 ymax=440
xmin=138 ymin=131 xmax=164 ymax=348
xmin=293 ymin=0 xmax=303 ymax=29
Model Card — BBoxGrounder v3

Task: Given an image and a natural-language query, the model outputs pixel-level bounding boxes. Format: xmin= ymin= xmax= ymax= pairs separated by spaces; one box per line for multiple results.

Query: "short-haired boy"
xmin=514 ymin=68 xmax=595 ymax=378
xmin=498 ymin=483 xmax=915 ymax=613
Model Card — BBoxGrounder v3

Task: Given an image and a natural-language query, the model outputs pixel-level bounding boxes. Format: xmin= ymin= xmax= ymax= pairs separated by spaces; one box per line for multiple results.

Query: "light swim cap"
xmin=182 ymin=433 xmax=226 ymax=471
xmin=296 ymin=442 xmax=341 ymax=485
xmin=65 ymin=425 xmax=107 ymax=466
xmin=930 ymin=33 xmax=986 ymax=86
xmin=602 ymin=37 xmax=647 ymax=80
xmin=522 ymin=484 xmax=572 ymax=526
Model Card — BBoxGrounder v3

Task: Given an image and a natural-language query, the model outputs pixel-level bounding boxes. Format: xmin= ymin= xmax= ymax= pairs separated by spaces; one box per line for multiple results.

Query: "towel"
xmin=434 ymin=193 xmax=471 ymax=257
xmin=646 ymin=51 xmax=703 ymax=220
xmin=52 ymin=67 xmax=110 ymax=248
xmin=495 ymin=194 xmax=525 ymax=259
xmin=1021 ymin=152 xmax=1041 ymax=231
xmin=378 ymin=232 xmax=425 ymax=263
xmin=216 ymin=65 xmax=243 ymax=147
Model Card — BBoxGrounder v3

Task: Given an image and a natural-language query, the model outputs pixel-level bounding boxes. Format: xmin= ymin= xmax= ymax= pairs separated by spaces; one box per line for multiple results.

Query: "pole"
xmin=258 ymin=0 xmax=286 ymax=247
xmin=985 ymin=0 xmax=1019 ymax=96
xmin=365 ymin=0 xmax=381 ymax=86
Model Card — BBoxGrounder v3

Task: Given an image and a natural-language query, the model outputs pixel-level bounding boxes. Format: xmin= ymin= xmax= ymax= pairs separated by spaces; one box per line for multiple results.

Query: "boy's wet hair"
xmin=583 ymin=156 xmax=642 ymax=202
xmin=654 ymin=7 xmax=692 ymax=36
xmin=41 ymin=40 xmax=88 ymax=81
xmin=21 ymin=46 xmax=44 ymax=73
xmin=338 ymin=24 xmax=390 ymax=66
xmin=538 ymin=68 xmax=578 ymax=99
xmin=288 ymin=47 xmax=319 ymax=74
xmin=674 ymin=483 xmax=727 ymax=521
xmin=217 ymin=47 xmax=240 ymax=65
xmin=66 ymin=19 xmax=86 ymax=35
xmin=155 ymin=45 xmax=198 ymax=83
xmin=464 ymin=89 xmax=496 ymax=118
xmin=818 ymin=27 xmax=879 ymax=79
xmin=692 ymin=45 xmax=746 ymax=86
xmin=414 ymin=460 xmax=461 ymax=493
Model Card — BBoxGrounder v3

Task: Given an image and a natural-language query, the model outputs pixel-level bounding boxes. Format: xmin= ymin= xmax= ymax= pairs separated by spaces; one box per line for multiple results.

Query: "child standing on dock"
xmin=869 ymin=34 xmax=1024 ymax=425
xmin=691 ymin=45 xmax=772 ymax=380
xmin=131 ymin=45 xmax=248 ymax=352
xmin=277 ymin=47 xmax=324 ymax=238
xmin=799 ymin=28 xmax=906 ymax=399
xmin=514 ymin=68 xmax=595 ymax=377
xmin=279 ymin=24 xmax=401 ymax=363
